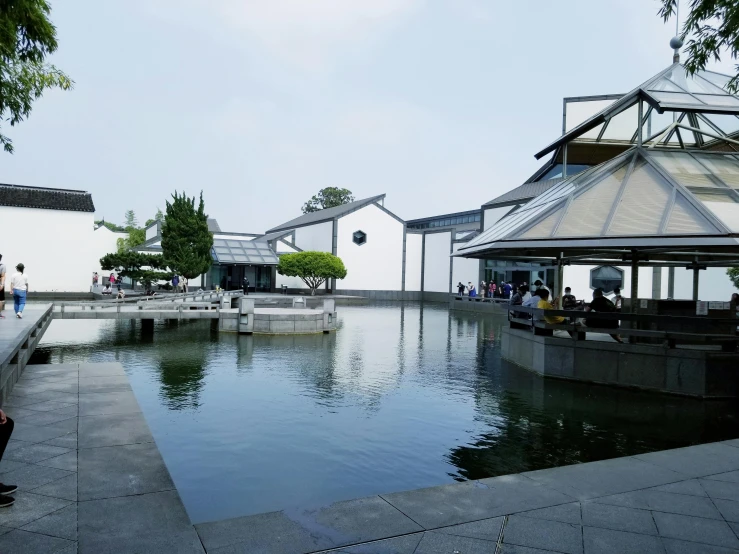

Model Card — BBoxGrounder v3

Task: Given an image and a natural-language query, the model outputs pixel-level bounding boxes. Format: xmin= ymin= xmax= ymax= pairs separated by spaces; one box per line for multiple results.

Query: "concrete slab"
xmin=704 ymin=469 xmax=739 ymax=484
xmin=43 ymin=433 xmax=77 ymax=449
xmin=414 ymin=531 xmax=495 ymax=554
xmin=21 ymin=503 xmax=77 ymax=540
xmin=522 ymin=456 xmax=685 ymax=500
xmin=634 ymin=442 xmax=739 ymax=478
xmin=334 ymin=533 xmax=423 ymax=553
xmin=649 ymin=479 xmax=708 ymax=496
xmin=581 ymin=501 xmax=657 ymax=535
xmin=37 ymin=451 xmax=78 ymax=472
xmin=0 ymin=528 xmax=75 ymax=554
xmin=652 ymin=511 xmax=739 ymax=548
xmin=661 ymin=537 xmax=739 ymax=554
xmin=78 ymin=491 xmax=204 ymax=554
xmin=519 ymin=502 xmax=582 ymax=525
xmin=77 ymin=362 xmax=126 ymax=377
xmin=31 ymin=473 xmax=78 ymax=501
xmin=433 ymin=516 xmax=504 ymax=542
xmin=592 ymin=489 xmax=722 ymax=519
xmin=0 ymin=462 xmax=73 ymax=490
xmin=78 ymin=412 xmax=153 ymax=448
xmin=582 ymin=526 xmax=664 ymax=554
xmin=699 ymin=478 xmax=739 ymax=502
xmin=503 ymin=515 xmax=582 ymax=554
xmin=17 ymin=408 xmax=77 ymax=427
xmin=78 ymin=442 xmax=174 ymax=501
xmin=78 ymin=391 xmax=141 ymax=416
xmin=0 ymin=490 xmax=71 ymax=528
xmin=78 ymin=375 xmax=131 ymax=394
xmin=4 ymin=443 xmax=70 ymax=464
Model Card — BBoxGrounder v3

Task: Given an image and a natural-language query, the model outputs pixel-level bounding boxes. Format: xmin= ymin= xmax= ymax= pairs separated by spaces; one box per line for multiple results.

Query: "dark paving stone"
xmin=700 ymin=479 xmax=739 ymax=502
xmin=2 ymin=395 xmax=55 ymax=409
xmin=19 ymin=409 xmax=77 ymax=427
xmin=12 ymin=381 xmax=78 ymax=396
xmin=4 ymin=443 xmax=70 ymax=464
xmin=635 ymin=443 xmax=739 ymax=479
xmin=78 ymin=391 xmax=141 ymax=417
xmin=652 ymin=511 xmax=739 ymax=549
xmin=78 ymin=490 xmax=204 ymax=554
xmin=706 ymin=470 xmax=739 ymax=484
xmin=0 ymin=491 xmax=71 ymax=528
xmin=381 ymin=474 xmax=573 ymax=529
xmin=197 ymin=496 xmax=422 ymax=553
xmin=414 ymin=531 xmax=495 ymax=554
xmin=594 ymin=489 xmax=722 ymax=519
xmin=55 ymin=543 xmax=78 ymax=554
xmin=32 ymin=473 xmax=77 ymax=501
xmin=0 ymin=458 xmax=29 ymax=475
xmin=335 ymin=534 xmax=424 ymax=553
xmin=499 ymin=546 xmax=561 ymax=554
xmin=503 ymin=515 xmax=582 ymax=554
xmin=523 ymin=457 xmax=685 ymax=500
xmin=17 ymin=400 xmax=77 ymax=412
xmin=78 ymin=375 xmax=131 ymax=394
xmin=581 ymin=501 xmax=657 ymax=535
xmin=78 ymin=412 xmax=153 ymax=448
xmin=662 ymin=537 xmax=739 ymax=553
xmin=0 ymin=526 xmax=12 ymax=536
xmin=583 ymin=526 xmax=664 ymax=554
xmin=520 ymin=502 xmax=582 ymax=525
xmin=45 ymin=417 xmax=78 ymax=434
xmin=650 ymin=479 xmax=708 ymax=497
xmin=2 ymin=439 xmax=28 ymax=454
xmin=21 ymin=504 xmax=77 ymax=540
xmin=0 ymin=463 xmax=73 ymax=490
xmin=38 ymin=451 xmax=77 ymax=472
xmin=0 ymin=528 xmax=76 ymax=554
xmin=78 ymin=442 xmax=174 ymax=500
xmin=434 ymin=516 xmax=504 ymax=542
xmin=77 ymin=362 xmax=126 ymax=377
xmin=43 ymin=433 xmax=78 ymax=449
xmin=712 ymin=498 xmax=739 ymax=523
xmin=10 ymin=423 xmax=72 ymax=445
xmin=1 ymin=406 xmax=45 ymax=420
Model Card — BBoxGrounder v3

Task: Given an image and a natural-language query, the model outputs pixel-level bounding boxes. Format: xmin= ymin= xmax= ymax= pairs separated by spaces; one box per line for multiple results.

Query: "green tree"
xmin=124 ymin=210 xmax=138 ymax=229
xmin=145 ymin=208 xmax=164 ymax=227
xmin=301 ymin=187 xmax=354 ymax=214
xmin=95 ymin=220 xmax=126 ymax=232
xmin=277 ymin=251 xmax=348 ymax=295
xmin=161 ymin=191 xmax=213 ymax=279
xmin=99 ymin=251 xmax=169 ymax=290
xmin=729 ymin=267 xmax=739 ymax=289
xmin=659 ymin=0 xmax=739 ymax=90
xmin=0 ymin=0 xmax=73 ymax=153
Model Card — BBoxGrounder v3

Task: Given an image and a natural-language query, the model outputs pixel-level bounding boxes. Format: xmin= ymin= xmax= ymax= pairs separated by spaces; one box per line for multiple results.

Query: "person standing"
xmin=480 ymin=281 xmax=487 ymax=298
xmin=172 ymin=274 xmax=179 ymax=292
xmin=109 ymin=273 xmax=116 ymax=287
xmin=0 ymin=255 xmax=5 ymax=319
xmin=0 ymin=407 xmax=17 ymax=507
xmin=457 ymin=282 xmax=465 ymax=296
xmin=242 ymin=276 xmax=250 ymax=295
xmin=10 ymin=264 xmax=28 ymax=319
xmin=491 ymin=282 xmax=497 ymax=298
xmin=612 ymin=287 xmax=623 ymax=311
xmin=503 ymin=281 xmax=512 ymax=299
xmin=182 ymin=277 xmax=188 ymax=293
xmin=92 ymin=272 xmax=99 ymax=286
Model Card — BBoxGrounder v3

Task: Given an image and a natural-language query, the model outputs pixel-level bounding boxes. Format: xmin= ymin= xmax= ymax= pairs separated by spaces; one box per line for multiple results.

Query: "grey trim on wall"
xmin=420 ymin=233 xmax=426 ymax=293
xmin=330 ymin=218 xmax=338 ymax=290
xmin=371 ymin=201 xmax=406 ymax=225
xmin=448 ymin=230 xmax=455 ymax=294
xmin=401 ymin=225 xmax=407 ymax=292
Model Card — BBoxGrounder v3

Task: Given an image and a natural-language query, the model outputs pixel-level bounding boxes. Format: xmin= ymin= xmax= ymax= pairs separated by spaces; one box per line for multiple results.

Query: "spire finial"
xmin=670 ymin=36 xmax=683 ymax=63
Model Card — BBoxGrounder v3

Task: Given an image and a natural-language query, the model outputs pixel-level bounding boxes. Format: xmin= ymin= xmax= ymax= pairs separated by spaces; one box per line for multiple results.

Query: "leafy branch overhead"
xmin=0 ymin=0 xmax=73 ymax=153
xmin=161 ymin=191 xmax=214 ymax=279
xmin=277 ymin=251 xmax=347 ymax=295
xmin=659 ymin=0 xmax=739 ymax=91
xmin=302 ymin=187 xmax=354 ymax=214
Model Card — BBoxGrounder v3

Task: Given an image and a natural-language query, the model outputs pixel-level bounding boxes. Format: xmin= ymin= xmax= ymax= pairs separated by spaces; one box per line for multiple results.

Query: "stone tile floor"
xmin=4 ymin=361 xmax=739 ymax=552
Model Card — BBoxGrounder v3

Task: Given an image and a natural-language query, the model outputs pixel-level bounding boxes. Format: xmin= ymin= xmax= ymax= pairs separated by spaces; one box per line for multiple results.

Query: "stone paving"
xmin=4 ymin=360 xmax=739 ymax=552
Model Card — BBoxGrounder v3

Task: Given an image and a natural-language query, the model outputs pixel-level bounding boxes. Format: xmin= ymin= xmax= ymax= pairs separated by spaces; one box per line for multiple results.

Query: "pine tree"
xmin=161 ymin=191 xmax=213 ymax=279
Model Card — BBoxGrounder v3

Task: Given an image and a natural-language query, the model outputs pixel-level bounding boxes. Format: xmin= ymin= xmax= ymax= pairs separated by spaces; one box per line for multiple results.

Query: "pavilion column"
xmin=667 ymin=267 xmax=675 ymax=299
xmin=554 ymin=255 xmax=564 ymax=308
xmin=692 ymin=267 xmax=700 ymax=301
xmin=629 ymin=253 xmax=639 ymax=343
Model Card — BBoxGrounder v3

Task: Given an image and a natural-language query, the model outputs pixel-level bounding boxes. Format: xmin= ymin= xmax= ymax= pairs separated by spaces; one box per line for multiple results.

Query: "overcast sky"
xmin=2 ymin=1 xmax=735 ymax=231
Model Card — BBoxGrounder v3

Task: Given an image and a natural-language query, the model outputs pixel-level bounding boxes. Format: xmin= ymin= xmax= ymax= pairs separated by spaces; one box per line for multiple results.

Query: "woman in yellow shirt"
xmin=537 ymin=289 xmax=564 ymax=324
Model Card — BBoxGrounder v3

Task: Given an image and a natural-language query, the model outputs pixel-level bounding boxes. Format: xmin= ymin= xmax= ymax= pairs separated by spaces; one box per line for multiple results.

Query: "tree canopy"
xmin=277 ymin=251 xmax=347 ymax=295
xmin=302 ymin=187 xmax=354 ymax=214
xmin=95 ymin=220 xmax=125 ymax=233
xmin=0 ymin=0 xmax=73 ymax=153
xmin=99 ymin=251 xmax=169 ymax=290
xmin=659 ymin=0 xmax=739 ymax=90
xmin=161 ymin=191 xmax=213 ymax=279
xmin=729 ymin=267 xmax=739 ymax=290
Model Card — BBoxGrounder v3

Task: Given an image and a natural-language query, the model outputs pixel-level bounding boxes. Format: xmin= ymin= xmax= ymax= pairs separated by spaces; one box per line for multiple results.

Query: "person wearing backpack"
xmin=584 ymin=288 xmax=622 ymax=343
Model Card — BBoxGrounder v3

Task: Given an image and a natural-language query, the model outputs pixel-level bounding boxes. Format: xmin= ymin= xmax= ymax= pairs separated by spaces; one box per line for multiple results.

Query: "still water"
xmin=32 ymin=302 xmax=739 ymax=524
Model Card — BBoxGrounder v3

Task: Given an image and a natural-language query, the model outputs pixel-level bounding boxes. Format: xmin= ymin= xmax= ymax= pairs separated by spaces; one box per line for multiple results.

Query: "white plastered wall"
xmin=423 ymin=231 xmax=452 ymax=293
xmin=404 ymin=233 xmax=422 ymax=292
xmin=276 ymin=221 xmax=333 ymax=290
xmin=1 ymin=206 xmax=94 ymax=292
xmin=335 ymin=204 xmax=403 ymax=291
xmin=91 ymin=226 xmax=127 ymax=279
xmin=452 ymin=243 xmax=480 ymax=290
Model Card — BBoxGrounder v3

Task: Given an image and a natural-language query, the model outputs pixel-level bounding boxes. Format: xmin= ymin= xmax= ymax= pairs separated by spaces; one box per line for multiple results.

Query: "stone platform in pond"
xmin=218 ymin=298 xmax=338 ymax=334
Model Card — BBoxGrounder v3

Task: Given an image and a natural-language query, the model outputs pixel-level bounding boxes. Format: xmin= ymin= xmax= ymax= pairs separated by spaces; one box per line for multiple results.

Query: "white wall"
xmin=294 ymin=221 xmax=333 ymax=253
xmin=91 ymin=226 xmax=128 ymax=279
xmin=0 ymin=206 xmax=94 ymax=292
xmin=145 ymin=223 xmax=159 ymax=241
xmin=405 ymin=233 xmax=422 ymax=292
xmin=483 ymin=206 xmax=514 ymax=230
xmin=213 ymin=234 xmax=256 ymax=241
xmin=423 ymin=231 xmax=452 ymax=293
xmin=275 ymin=240 xmax=299 ymax=253
xmin=335 ymin=204 xmax=404 ymax=291
xmin=452 ymin=243 xmax=479 ymax=290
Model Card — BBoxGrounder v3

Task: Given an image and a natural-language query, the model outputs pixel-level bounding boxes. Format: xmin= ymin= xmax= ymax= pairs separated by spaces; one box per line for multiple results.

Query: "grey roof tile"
xmin=0 ymin=183 xmax=95 ymax=213
xmin=267 ymin=194 xmax=386 ymax=232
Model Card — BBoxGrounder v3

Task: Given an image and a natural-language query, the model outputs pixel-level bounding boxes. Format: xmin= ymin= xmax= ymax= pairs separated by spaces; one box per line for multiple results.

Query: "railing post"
xmin=238 ymin=296 xmax=254 ymax=334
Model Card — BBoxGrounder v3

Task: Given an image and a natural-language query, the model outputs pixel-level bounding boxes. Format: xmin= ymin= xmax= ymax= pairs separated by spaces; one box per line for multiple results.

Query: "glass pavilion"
xmin=208 ymin=238 xmax=279 ymax=291
xmin=458 ymin=61 xmax=739 ymax=302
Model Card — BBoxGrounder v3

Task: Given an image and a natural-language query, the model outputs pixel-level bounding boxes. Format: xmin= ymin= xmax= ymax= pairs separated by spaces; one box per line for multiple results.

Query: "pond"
xmin=32 ymin=302 xmax=739 ymax=524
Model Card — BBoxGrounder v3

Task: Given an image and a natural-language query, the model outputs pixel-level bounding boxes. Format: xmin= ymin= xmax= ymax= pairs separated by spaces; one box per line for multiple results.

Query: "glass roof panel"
xmin=649 ymin=152 xmax=718 ymax=187
xmin=232 ymin=254 xmax=248 ymax=262
xmin=581 ymin=122 xmax=605 ymax=140
xmin=649 ymin=91 xmax=700 ymax=106
xmin=218 ymin=253 xmax=235 ymax=263
xmin=664 ymin=194 xmax=716 ymax=235
xmin=700 ymin=200 xmax=739 ymax=232
xmin=647 ymin=78 xmax=682 ymax=92
xmin=518 ymin=207 xmax=565 ymax=239
xmin=555 ymin=165 xmax=628 ymax=237
xmin=694 ymin=94 xmax=739 ymax=108
xmin=601 ymin=105 xmax=638 ymax=141
xmin=699 ymin=70 xmax=732 ymax=90
xmin=669 ymin=71 xmax=727 ymax=94
xmin=213 ymin=239 xmax=228 ymax=247
xmin=690 ymin=154 xmax=739 ymax=189
xmin=606 ymin=161 xmax=671 ymax=235
xmin=692 ymin=189 xmax=739 ymax=203
xmin=704 ymin=114 xmax=739 ymax=134
xmin=226 ymin=240 xmax=242 ymax=247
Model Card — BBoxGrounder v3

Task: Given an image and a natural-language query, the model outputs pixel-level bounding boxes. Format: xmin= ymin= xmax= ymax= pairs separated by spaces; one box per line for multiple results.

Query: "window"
xmin=353 ymin=230 xmax=367 ymax=246
xmin=590 ymin=265 xmax=624 ymax=294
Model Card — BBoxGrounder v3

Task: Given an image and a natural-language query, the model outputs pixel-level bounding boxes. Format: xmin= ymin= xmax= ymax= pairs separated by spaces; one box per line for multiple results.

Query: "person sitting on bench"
xmin=537 ymin=289 xmax=563 ymax=324
xmin=584 ymin=288 xmax=622 ymax=343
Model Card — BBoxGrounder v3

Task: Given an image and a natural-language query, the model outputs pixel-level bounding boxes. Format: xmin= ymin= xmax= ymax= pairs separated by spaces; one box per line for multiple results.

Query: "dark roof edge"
xmin=266 ymin=194 xmax=388 ymax=233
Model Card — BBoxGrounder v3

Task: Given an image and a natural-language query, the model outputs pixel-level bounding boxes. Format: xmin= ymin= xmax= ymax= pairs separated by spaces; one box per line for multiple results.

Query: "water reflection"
xmin=31 ymin=303 xmax=739 ymax=523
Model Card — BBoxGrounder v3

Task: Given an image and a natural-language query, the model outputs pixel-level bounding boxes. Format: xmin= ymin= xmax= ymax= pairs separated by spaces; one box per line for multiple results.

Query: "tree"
xmin=161 ymin=191 xmax=213 ymax=279
xmin=729 ymin=267 xmax=739 ymax=289
xmin=0 ymin=0 xmax=73 ymax=153
xmin=301 ymin=187 xmax=354 ymax=214
xmin=99 ymin=251 xmax=169 ymax=290
xmin=145 ymin=208 xmax=164 ymax=227
xmin=124 ymin=210 xmax=138 ymax=229
xmin=277 ymin=251 xmax=347 ymax=295
xmin=95 ymin=220 xmax=125 ymax=232
xmin=659 ymin=0 xmax=739 ymax=90
xmin=116 ymin=228 xmax=146 ymax=252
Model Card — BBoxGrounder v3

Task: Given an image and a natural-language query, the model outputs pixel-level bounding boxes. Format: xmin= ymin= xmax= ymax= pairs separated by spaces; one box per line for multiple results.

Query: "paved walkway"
xmin=3 ymin=361 xmax=739 ymax=552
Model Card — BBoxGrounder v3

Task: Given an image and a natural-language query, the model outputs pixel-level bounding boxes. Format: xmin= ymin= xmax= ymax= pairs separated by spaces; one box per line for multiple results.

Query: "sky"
xmin=1 ymin=0 xmax=736 ymax=232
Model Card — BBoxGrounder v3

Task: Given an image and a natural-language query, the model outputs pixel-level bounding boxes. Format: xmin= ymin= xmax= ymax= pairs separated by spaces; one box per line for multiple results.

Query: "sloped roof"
xmin=207 ymin=218 xmax=221 ymax=232
xmin=212 ymin=237 xmax=279 ymax=265
xmin=267 ymin=194 xmax=386 ymax=232
xmin=458 ymin=147 xmax=739 ymax=261
xmin=0 ymin=183 xmax=95 ymax=212
xmin=535 ymin=64 xmax=739 ymax=160
xmin=257 ymin=229 xmax=294 ymax=242
xmin=483 ymin=178 xmax=565 ymax=207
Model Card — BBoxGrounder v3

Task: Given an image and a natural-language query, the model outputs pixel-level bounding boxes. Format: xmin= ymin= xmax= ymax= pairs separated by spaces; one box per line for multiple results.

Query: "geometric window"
xmin=352 ymin=230 xmax=367 ymax=246
xmin=590 ymin=265 xmax=624 ymax=294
